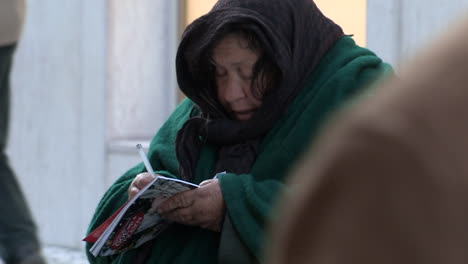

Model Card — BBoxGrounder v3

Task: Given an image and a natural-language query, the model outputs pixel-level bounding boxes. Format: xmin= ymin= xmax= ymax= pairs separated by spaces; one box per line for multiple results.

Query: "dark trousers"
xmin=0 ymin=44 xmax=40 ymax=262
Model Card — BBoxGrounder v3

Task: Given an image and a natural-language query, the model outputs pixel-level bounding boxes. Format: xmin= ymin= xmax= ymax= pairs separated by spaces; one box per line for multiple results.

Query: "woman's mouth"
xmin=232 ymin=109 xmax=256 ymax=120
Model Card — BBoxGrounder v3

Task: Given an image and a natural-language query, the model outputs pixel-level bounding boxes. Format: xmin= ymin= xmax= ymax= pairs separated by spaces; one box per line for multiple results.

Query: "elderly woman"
xmin=86 ymin=0 xmax=391 ymax=263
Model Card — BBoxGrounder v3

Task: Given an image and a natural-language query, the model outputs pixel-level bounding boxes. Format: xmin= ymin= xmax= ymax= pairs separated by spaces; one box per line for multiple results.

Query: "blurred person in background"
xmin=0 ymin=1 xmax=45 ymax=263
xmin=266 ymin=14 xmax=468 ymax=264
xmin=86 ymin=0 xmax=391 ymax=263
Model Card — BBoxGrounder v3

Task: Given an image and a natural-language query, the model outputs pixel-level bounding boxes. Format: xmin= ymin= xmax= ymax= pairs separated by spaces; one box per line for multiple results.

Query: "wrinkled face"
xmin=212 ymin=33 xmax=263 ymax=121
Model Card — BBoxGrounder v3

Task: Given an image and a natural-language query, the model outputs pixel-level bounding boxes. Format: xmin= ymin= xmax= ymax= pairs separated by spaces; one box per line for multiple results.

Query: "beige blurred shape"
xmin=267 ymin=14 xmax=468 ymax=264
xmin=0 ymin=0 xmax=26 ymax=46
xmin=184 ymin=0 xmax=366 ymax=46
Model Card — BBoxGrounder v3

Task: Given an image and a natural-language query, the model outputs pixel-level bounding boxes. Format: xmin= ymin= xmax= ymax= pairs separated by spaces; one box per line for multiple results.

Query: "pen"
xmin=136 ymin=144 xmax=157 ymax=178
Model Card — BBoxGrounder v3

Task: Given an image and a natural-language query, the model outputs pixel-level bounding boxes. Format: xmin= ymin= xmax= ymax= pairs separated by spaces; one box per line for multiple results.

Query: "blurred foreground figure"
xmin=267 ymin=15 xmax=468 ymax=264
xmin=0 ymin=1 xmax=45 ymax=264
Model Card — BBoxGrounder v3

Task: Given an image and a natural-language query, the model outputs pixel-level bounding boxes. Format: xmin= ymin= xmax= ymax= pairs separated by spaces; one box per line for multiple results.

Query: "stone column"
xmin=367 ymin=0 xmax=468 ymax=66
xmin=8 ymin=0 xmax=179 ymax=249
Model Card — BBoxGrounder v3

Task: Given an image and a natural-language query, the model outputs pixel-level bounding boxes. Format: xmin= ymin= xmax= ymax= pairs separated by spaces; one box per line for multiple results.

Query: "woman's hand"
xmin=128 ymin=172 xmax=155 ymax=201
xmin=157 ymin=179 xmax=226 ymax=232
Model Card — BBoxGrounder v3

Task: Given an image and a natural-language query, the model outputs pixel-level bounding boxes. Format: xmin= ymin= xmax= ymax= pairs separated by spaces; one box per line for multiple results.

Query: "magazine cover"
xmin=85 ymin=176 xmax=198 ymax=257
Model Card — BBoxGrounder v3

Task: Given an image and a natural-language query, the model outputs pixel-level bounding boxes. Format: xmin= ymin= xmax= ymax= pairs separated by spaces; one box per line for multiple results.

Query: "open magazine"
xmin=84 ymin=144 xmax=199 ymax=257
xmin=84 ymin=175 xmax=198 ymax=257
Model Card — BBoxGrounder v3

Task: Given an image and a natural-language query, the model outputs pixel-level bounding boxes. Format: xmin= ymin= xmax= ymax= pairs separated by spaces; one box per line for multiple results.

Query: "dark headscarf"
xmin=176 ymin=0 xmax=344 ymax=181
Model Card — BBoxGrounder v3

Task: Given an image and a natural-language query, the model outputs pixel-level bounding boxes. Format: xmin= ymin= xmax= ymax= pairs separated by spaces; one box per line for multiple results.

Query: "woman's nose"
xmin=222 ymin=77 xmax=246 ymax=103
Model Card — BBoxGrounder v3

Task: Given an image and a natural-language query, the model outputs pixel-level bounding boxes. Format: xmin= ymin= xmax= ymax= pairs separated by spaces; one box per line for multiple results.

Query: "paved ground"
xmin=43 ymin=246 xmax=88 ymax=264
xmin=0 ymin=246 xmax=88 ymax=264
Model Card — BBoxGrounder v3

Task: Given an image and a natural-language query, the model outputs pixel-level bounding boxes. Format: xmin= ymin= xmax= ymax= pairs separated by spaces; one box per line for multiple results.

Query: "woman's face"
xmin=212 ymin=33 xmax=263 ymax=121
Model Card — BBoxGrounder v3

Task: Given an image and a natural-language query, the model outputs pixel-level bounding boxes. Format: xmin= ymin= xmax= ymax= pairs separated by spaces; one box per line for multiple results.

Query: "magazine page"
xmin=87 ymin=177 xmax=158 ymax=255
xmin=89 ymin=176 xmax=198 ymax=257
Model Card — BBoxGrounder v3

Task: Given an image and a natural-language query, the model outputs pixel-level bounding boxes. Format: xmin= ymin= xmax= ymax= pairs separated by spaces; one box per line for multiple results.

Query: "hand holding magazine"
xmin=83 ymin=144 xmax=198 ymax=257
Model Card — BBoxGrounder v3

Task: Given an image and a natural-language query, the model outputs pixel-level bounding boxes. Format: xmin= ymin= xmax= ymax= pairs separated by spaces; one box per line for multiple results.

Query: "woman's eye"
xmin=239 ymin=68 xmax=253 ymax=80
xmin=241 ymin=74 xmax=253 ymax=80
xmin=240 ymin=73 xmax=253 ymax=81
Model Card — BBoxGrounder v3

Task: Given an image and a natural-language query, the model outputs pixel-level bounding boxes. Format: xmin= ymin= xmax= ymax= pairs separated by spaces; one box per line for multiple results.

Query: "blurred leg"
xmin=0 ymin=44 xmax=43 ymax=264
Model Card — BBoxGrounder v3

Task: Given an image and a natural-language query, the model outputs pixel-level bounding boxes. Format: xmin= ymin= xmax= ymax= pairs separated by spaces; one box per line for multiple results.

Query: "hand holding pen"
xmin=127 ymin=144 xmax=158 ymax=201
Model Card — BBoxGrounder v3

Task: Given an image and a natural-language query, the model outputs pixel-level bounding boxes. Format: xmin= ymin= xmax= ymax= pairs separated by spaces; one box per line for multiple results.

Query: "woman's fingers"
xmin=161 ymin=206 xmax=198 ymax=226
xmin=157 ymin=180 xmax=225 ymax=232
xmin=127 ymin=172 xmax=155 ymax=200
xmin=128 ymin=186 xmax=140 ymax=200
xmin=134 ymin=173 xmax=155 ymax=189
xmin=158 ymin=190 xmax=195 ymax=214
xmin=199 ymin=179 xmax=215 ymax=186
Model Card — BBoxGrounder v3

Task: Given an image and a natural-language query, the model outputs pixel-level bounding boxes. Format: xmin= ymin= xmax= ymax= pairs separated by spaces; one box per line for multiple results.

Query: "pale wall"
xmin=186 ymin=0 xmax=217 ymax=24
xmin=367 ymin=0 xmax=468 ymax=66
xmin=185 ymin=0 xmax=367 ymax=46
xmin=8 ymin=1 xmax=179 ymax=249
xmin=9 ymin=0 xmax=107 ymax=248
xmin=316 ymin=0 xmax=366 ymax=46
